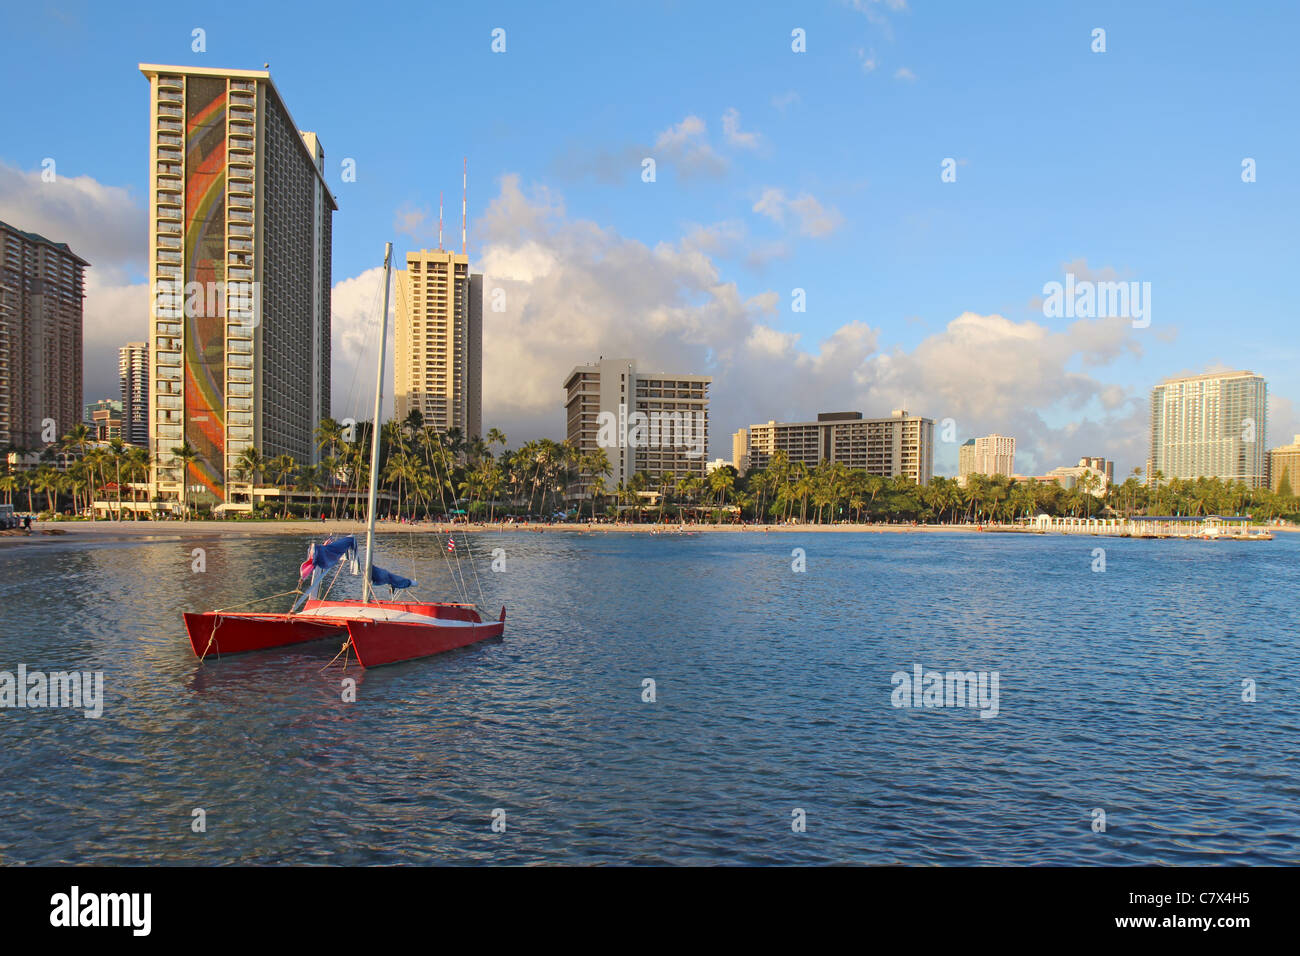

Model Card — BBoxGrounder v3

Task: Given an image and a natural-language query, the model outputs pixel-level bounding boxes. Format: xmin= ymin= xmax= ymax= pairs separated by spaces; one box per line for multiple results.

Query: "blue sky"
xmin=2 ymin=0 xmax=1297 ymax=473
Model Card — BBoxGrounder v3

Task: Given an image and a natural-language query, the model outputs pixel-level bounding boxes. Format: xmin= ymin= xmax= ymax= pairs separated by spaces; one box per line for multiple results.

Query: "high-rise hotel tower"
xmin=140 ymin=64 xmax=335 ymax=505
xmin=394 ymin=249 xmax=483 ymax=441
xmin=1149 ymin=370 xmax=1268 ymax=488
xmin=0 ymin=220 xmax=88 ymax=450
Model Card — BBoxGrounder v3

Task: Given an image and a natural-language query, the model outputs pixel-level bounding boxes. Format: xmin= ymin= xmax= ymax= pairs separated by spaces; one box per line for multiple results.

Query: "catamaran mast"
xmin=362 ymin=242 xmax=393 ymax=603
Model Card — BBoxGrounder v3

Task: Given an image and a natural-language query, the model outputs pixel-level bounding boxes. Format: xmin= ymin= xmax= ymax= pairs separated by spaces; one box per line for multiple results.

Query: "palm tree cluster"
xmin=1 ymin=424 xmax=155 ymax=519
xmin=233 ymin=415 xmax=606 ymax=521
xmin=5 ymin=422 xmax=1297 ymax=524
xmin=715 ymin=454 xmax=1299 ymax=524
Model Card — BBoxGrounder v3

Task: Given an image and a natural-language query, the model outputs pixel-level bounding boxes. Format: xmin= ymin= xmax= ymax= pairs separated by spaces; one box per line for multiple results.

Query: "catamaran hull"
xmin=183 ymin=612 xmax=346 ymax=658
xmin=346 ymin=607 xmax=506 ymax=667
xmin=184 ymin=603 xmax=506 ymax=666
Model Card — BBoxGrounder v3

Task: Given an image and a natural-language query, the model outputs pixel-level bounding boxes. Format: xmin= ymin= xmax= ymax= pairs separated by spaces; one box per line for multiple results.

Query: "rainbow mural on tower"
xmin=183 ymin=76 xmax=228 ymax=498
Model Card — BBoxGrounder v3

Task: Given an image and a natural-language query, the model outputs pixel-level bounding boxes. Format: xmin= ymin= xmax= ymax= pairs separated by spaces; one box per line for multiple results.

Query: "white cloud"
xmin=82 ymin=275 xmax=149 ymax=403
xmin=0 ymin=161 xmax=145 ymax=278
xmin=752 ymin=187 xmax=844 ymax=238
xmin=847 ymin=0 xmax=909 ymax=39
xmin=852 ymin=0 xmax=908 ymax=11
xmin=894 ymin=67 xmax=916 ymax=82
xmin=771 ymin=91 xmax=801 ymax=111
xmin=0 ymin=162 xmax=149 ymax=403
xmin=653 ymin=115 xmax=728 ymax=178
xmin=857 ymin=48 xmax=879 ymax=72
xmin=1059 ymin=257 xmax=1121 ymax=283
xmin=1271 ymin=395 xmax=1300 ymax=450
xmin=319 ymin=174 xmax=1162 ymax=475
xmin=394 ymin=202 xmax=433 ymax=241
xmin=330 ymin=265 xmax=398 ymax=422
xmin=721 ymin=108 xmax=762 ymax=149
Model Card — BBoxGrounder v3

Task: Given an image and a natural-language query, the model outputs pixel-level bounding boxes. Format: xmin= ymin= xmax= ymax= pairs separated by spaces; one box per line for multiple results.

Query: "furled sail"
xmin=299 ymin=536 xmax=357 ymax=580
xmin=370 ymin=565 xmax=415 ymax=591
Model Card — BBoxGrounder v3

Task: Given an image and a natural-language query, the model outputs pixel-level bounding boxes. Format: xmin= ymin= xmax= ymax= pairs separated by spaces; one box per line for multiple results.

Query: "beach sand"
xmin=0 ymin=519 xmax=985 ymax=546
xmin=2 ymin=519 xmax=1292 ymax=547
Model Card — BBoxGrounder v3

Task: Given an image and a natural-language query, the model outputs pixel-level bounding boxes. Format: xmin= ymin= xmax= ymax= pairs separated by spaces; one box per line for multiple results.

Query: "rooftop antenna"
xmin=461 ymin=157 xmax=467 ymax=255
xmin=438 ymin=191 xmax=444 ymax=250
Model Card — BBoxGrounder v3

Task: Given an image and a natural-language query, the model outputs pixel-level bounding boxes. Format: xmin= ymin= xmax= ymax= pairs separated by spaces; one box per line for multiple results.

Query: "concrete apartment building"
xmin=739 ymin=409 xmax=934 ymax=484
xmin=957 ymin=433 xmax=1016 ymax=485
xmin=393 ymin=249 xmax=483 ymax=441
xmin=1015 ymin=456 xmax=1114 ymax=496
xmin=119 ymin=343 xmax=149 ymax=447
xmin=140 ymin=64 xmax=335 ymax=508
xmin=732 ymin=427 xmax=750 ymax=475
xmin=85 ymin=398 xmax=124 ymax=442
xmin=1267 ymin=435 xmax=1300 ymax=494
xmin=0 ymin=220 xmax=88 ymax=451
xmin=119 ymin=341 xmax=149 ymax=446
xmin=1149 ymin=370 xmax=1268 ymax=487
xmin=564 ymin=358 xmax=710 ymax=494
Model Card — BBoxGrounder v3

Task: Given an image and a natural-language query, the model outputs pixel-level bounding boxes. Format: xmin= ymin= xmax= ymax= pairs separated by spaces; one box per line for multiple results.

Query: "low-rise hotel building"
xmin=738 ymin=409 xmax=934 ymax=484
xmin=1014 ymin=457 xmax=1113 ymax=497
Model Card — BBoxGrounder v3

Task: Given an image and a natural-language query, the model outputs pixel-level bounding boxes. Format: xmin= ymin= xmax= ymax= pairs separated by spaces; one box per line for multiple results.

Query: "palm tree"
xmin=383 ymin=451 xmax=422 ymax=519
xmin=315 ymin=417 xmax=345 ymax=459
xmin=1149 ymin=469 xmax=1166 ymax=515
xmin=709 ymin=467 xmax=735 ymax=523
xmin=32 ymin=466 xmax=60 ymax=513
xmin=20 ymin=467 xmax=35 ymax=514
xmin=61 ymin=423 xmax=93 ymax=459
xmin=170 ymin=442 xmax=199 ymax=519
xmin=658 ymin=471 xmax=675 ymax=523
xmin=124 ymin=446 xmax=153 ymax=519
xmin=65 ymin=464 xmax=91 ymax=516
xmin=480 ymin=460 xmax=506 ymax=521
xmin=0 ymin=470 xmax=18 ymax=507
xmin=105 ymin=438 xmax=128 ymax=520
xmin=234 ymin=446 xmax=266 ymax=511
xmin=580 ymin=448 xmax=612 ymax=520
xmin=269 ymin=454 xmax=297 ymax=519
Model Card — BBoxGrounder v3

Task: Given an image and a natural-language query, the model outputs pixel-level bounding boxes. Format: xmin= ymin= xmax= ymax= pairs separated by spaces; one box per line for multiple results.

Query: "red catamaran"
xmin=183 ymin=243 xmax=505 ymax=667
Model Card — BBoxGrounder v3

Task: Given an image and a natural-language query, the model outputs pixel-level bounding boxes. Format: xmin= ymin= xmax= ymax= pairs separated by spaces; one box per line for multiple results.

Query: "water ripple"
xmin=1 ymin=530 xmax=1297 ymax=864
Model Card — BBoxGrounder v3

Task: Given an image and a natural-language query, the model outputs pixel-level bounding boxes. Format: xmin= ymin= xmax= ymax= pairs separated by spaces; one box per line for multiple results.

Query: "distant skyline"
xmin=1 ymin=0 xmax=1297 ymax=476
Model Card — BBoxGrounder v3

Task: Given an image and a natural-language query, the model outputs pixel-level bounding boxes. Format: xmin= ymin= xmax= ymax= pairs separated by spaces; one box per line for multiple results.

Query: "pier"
xmin=992 ymin=514 xmax=1273 ymax=540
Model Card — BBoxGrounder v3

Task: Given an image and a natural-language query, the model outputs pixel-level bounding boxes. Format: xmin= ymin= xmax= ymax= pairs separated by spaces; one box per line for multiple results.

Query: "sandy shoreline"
xmin=0 ymin=519 xmax=987 ymax=546
xmin=2 ymin=518 xmax=1294 ymax=548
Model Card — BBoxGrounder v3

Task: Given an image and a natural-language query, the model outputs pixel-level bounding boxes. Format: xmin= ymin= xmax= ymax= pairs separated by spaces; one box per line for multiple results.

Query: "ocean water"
xmin=1 ymin=528 xmax=1297 ymax=865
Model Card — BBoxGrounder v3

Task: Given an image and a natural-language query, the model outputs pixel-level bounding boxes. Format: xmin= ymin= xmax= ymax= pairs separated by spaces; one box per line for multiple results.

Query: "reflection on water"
xmin=1 ymin=530 xmax=1298 ymax=864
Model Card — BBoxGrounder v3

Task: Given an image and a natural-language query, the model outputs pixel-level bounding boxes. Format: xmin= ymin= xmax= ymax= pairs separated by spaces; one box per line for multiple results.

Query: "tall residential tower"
xmin=394 ymin=249 xmax=483 ymax=441
xmin=1149 ymin=370 xmax=1267 ymax=487
xmin=140 ymin=64 xmax=335 ymax=507
xmin=119 ymin=341 xmax=149 ymax=446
